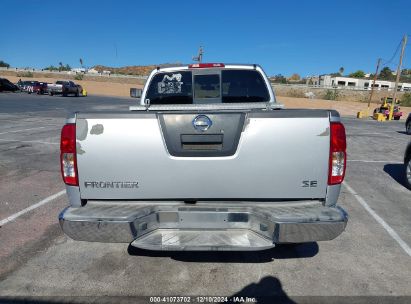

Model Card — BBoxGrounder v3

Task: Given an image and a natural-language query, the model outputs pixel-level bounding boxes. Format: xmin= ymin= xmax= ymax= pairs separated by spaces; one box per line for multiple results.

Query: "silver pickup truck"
xmin=59 ymin=63 xmax=348 ymax=251
xmin=48 ymin=80 xmax=82 ymax=96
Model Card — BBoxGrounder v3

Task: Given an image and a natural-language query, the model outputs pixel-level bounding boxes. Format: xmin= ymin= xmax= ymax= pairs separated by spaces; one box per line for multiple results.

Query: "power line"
xmin=381 ymin=39 xmax=402 ymax=66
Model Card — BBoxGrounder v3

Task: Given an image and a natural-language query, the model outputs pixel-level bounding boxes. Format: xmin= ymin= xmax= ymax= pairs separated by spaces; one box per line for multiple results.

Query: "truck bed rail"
xmin=129 ymin=102 xmax=284 ymax=112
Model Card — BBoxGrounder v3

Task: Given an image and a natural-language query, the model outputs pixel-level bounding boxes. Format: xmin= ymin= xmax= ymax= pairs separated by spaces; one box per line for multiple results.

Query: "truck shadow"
xmin=228 ymin=276 xmax=296 ymax=303
xmin=127 ymin=242 xmax=318 ymax=263
xmin=383 ymin=163 xmax=407 ymax=189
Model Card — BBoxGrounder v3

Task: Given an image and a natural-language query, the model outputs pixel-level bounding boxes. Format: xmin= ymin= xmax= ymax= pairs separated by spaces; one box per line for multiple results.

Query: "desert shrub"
xmin=400 ymin=93 xmax=411 ymax=107
xmin=16 ymin=71 xmax=33 ymax=77
xmin=357 ymin=94 xmax=370 ymax=103
xmin=74 ymin=73 xmax=84 ymax=80
xmin=323 ymin=89 xmax=340 ymax=100
xmin=287 ymin=88 xmax=305 ymax=98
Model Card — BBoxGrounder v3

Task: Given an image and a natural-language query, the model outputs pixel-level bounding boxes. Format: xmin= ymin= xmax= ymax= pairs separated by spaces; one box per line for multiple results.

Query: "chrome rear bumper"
xmin=59 ymin=201 xmax=348 ymax=251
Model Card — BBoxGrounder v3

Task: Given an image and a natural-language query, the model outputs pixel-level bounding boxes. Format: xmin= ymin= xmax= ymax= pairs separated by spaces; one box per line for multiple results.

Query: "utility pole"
xmin=389 ymin=34 xmax=407 ymax=120
xmin=368 ymin=58 xmax=381 ymax=114
xmin=192 ymin=46 xmax=204 ymax=63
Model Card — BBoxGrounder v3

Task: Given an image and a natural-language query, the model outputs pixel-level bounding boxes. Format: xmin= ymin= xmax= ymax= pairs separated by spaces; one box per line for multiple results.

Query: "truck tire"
xmin=50 ymin=92 xmax=54 ymax=96
xmin=394 ymin=116 xmax=400 ymax=120
xmin=75 ymin=89 xmax=79 ymax=97
xmin=406 ymin=122 xmax=411 ymax=135
xmin=405 ymin=155 xmax=411 ymax=190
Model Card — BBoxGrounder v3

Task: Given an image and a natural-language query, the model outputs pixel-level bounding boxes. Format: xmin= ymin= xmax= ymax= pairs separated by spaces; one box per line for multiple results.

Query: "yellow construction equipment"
xmin=373 ymin=113 xmax=386 ymax=121
xmin=373 ymin=97 xmax=402 ymax=121
xmin=357 ymin=111 xmax=365 ymax=119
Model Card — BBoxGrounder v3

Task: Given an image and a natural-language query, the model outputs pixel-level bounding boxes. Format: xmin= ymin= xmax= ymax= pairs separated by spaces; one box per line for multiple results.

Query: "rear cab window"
xmin=194 ymin=74 xmax=220 ymax=99
xmin=145 ymin=68 xmax=270 ymax=105
xmin=222 ymin=70 xmax=269 ymax=103
xmin=145 ymin=71 xmax=193 ymax=104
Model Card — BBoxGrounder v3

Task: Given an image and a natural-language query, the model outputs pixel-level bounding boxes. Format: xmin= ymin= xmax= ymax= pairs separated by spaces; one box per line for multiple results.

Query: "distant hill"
xmin=92 ymin=63 xmax=183 ymax=76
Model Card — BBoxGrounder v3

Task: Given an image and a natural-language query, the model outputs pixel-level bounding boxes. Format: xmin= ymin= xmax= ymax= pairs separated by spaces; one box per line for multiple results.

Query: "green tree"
xmin=45 ymin=63 xmax=71 ymax=71
xmin=273 ymin=74 xmax=287 ymax=84
xmin=44 ymin=65 xmax=59 ymax=71
xmin=379 ymin=67 xmax=395 ymax=81
xmin=0 ymin=60 xmax=10 ymax=68
xmin=339 ymin=67 xmax=345 ymax=76
xmin=348 ymin=70 xmax=365 ymax=78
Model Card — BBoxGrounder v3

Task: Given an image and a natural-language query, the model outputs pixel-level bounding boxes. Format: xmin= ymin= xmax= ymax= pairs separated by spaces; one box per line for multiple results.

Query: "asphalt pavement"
xmin=0 ymin=92 xmax=410 ymax=303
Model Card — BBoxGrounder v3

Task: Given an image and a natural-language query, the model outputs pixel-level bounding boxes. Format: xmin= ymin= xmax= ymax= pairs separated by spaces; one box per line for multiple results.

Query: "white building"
xmin=319 ymin=75 xmax=411 ymax=91
xmin=71 ymin=68 xmax=86 ymax=74
xmin=87 ymin=68 xmax=99 ymax=74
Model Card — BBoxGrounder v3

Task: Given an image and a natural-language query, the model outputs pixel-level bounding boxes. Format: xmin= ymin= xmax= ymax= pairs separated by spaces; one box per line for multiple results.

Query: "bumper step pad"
xmin=131 ymin=229 xmax=274 ymax=251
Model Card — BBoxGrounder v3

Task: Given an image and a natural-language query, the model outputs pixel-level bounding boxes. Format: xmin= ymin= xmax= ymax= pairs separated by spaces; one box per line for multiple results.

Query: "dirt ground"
xmin=278 ymin=96 xmax=411 ymax=118
xmin=3 ymin=74 xmax=410 ymax=118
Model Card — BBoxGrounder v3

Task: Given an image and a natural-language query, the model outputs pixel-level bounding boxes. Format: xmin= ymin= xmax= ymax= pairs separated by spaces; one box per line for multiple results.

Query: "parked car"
xmin=59 ymin=63 xmax=348 ymax=251
xmin=17 ymin=80 xmax=47 ymax=94
xmin=0 ymin=78 xmax=19 ymax=92
xmin=17 ymin=80 xmax=30 ymax=91
xmin=29 ymin=81 xmax=48 ymax=94
xmin=405 ymin=113 xmax=411 ymax=135
xmin=404 ymin=142 xmax=411 ymax=189
xmin=36 ymin=82 xmax=49 ymax=94
xmin=48 ymin=80 xmax=82 ymax=97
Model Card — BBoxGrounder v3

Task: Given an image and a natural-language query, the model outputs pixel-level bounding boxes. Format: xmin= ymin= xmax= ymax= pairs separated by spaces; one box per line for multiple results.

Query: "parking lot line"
xmin=0 ymin=127 xmax=46 ymax=135
xmin=344 ymin=181 xmax=411 ymax=257
xmin=0 ymin=190 xmax=66 ymax=227
xmin=0 ymin=138 xmax=59 ymax=145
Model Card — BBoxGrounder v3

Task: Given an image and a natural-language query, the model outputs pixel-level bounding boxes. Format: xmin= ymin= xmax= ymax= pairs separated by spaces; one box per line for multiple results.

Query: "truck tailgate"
xmin=75 ymin=110 xmax=331 ymax=200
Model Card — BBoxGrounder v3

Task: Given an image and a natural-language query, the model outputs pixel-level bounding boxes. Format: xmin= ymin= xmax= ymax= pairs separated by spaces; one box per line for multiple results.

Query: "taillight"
xmin=328 ymin=122 xmax=346 ymax=185
xmin=60 ymin=124 xmax=78 ymax=186
xmin=188 ymin=63 xmax=225 ymax=68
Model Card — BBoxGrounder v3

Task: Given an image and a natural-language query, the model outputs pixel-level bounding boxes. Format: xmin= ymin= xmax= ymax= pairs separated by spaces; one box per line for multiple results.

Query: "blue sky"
xmin=1 ymin=0 xmax=410 ymax=76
